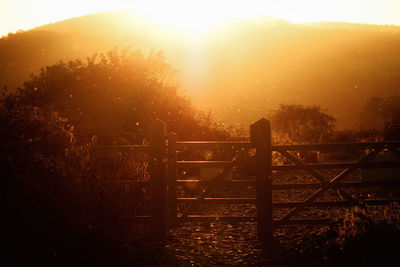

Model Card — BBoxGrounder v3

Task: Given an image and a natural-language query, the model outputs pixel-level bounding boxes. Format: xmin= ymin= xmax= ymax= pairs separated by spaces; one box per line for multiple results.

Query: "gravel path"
xmin=132 ymin=169 xmax=399 ymax=266
xmin=164 ymin=221 xmax=333 ymax=266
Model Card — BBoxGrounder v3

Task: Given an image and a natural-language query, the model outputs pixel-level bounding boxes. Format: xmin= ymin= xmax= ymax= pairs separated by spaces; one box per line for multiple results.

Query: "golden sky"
xmin=1 ymin=0 xmax=399 ymax=37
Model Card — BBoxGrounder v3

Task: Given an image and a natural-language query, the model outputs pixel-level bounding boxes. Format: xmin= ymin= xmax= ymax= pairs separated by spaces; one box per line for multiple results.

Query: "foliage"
xmin=0 ymin=47 xmax=230 ymax=265
xmin=269 ymin=104 xmax=336 ymax=144
xmin=17 ymin=48 xmax=227 ymax=143
xmin=2 ymin=15 xmax=400 ymax=129
xmin=330 ymin=128 xmax=383 ymax=143
xmin=383 ymin=113 xmax=400 ymax=140
xmin=337 ymin=204 xmax=400 ymax=265
xmin=0 ymin=98 xmax=175 ymax=266
xmin=359 ymin=96 xmax=400 ymax=131
xmin=0 ymin=101 xmax=98 ymax=265
xmin=0 ymin=50 xmax=194 ymax=265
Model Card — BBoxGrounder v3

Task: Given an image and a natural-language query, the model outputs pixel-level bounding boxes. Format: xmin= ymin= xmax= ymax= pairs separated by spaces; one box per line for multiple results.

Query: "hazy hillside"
xmin=1 ymin=10 xmax=400 ymax=128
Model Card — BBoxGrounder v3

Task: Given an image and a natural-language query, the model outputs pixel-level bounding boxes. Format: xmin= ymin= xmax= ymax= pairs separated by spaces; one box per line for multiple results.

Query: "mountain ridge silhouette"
xmin=1 ymin=10 xmax=399 ymax=128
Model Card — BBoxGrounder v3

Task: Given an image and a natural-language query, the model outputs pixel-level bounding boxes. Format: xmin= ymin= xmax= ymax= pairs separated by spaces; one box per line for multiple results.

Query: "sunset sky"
xmin=1 ymin=0 xmax=399 ymax=37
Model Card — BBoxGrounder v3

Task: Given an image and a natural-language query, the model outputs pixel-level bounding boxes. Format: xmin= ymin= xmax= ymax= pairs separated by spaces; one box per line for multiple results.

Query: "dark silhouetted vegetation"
xmin=1 ymin=11 xmax=400 ymax=129
xmin=359 ymin=96 xmax=400 ymax=131
xmin=336 ymin=205 xmax=400 ymax=265
xmin=383 ymin=113 xmax=400 ymax=140
xmin=0 ymin=48 xmax=227 ymax=266
xmin=269 ymin=104 xmax=336 ymax=144
xmin=1 ymin=11 xmax=399 ymax=266
xmin=16 ymin=48 xmax=227 ymax=143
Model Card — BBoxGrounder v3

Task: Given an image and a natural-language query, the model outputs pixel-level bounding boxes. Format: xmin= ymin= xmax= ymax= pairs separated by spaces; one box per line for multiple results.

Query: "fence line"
xmin=94 ymin=118 xmax=400 ymax=240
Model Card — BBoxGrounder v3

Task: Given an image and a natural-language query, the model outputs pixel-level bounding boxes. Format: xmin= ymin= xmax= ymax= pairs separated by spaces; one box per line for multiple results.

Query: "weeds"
xmin=335 ymin=203 xmax=400 ymax=265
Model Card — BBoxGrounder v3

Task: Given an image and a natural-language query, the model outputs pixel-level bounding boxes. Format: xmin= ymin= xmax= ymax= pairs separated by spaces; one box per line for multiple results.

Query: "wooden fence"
xmin=95 ymin=119 xmax=400 ymax=240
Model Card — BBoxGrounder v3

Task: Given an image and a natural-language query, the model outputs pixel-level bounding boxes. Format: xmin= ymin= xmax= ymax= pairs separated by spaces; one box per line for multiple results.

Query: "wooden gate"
xmin=95 ymin=119 xmax=400 ymax=240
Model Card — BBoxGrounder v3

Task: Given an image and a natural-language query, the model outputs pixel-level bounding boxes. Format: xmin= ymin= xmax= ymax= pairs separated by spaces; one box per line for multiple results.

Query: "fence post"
xmin=250 ymin=118 xmax=273 ymax=241
xmin=149 ymin=119 xmax=167 ymax=236
xmin=167 ymin=132 xmax=178 ymax=227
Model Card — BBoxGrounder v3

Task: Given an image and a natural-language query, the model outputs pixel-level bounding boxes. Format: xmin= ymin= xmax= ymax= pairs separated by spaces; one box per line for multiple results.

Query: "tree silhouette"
xmin=17 ymin=48 xmax=226 ymax=143
xmin=0 ymin=48 xmax=227 ymax=265
xmin=270 ymin=104 xmax=336 ymax=144
xmin=359 ymin=96 xmax=400 ymax=131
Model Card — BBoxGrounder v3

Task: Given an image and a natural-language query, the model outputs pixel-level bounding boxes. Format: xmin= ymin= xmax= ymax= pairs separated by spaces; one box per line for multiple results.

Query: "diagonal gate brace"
xmin=276 ymin=148 xmax=382 ymax=225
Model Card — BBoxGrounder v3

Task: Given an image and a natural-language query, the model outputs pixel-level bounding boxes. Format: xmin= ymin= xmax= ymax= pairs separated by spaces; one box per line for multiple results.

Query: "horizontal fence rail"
xmin=93 ymin=118 xmax=400 ymax=239
xmin=176 ymin=141 xmax=251 ymax=149
xmin=100 ymin=179 xmax=400 ymax=189
xmin=93 ymin=144 xmax=149 ymax=151
xmin=177 ymin=198 xmax=394 ymax=207
xmin=123 ymin=215 xmax=334 ymax=226
xmin=273 ymin=141 xmax=400 ymax=151
xmin=176 ymin=140 xmax=400 ymax=152
xmin=175 ymin=160 xmax=400 ymax=170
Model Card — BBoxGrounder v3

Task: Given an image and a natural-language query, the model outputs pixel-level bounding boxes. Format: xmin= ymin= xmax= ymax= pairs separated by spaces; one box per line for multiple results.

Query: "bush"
xmin=383 ymin=113 xmax=400 ymax=141
xmin=18 ymin=48 xmax=227 ymax=143
xmin=269 ymin=104 xmax=336 ymax=144
xmin=0 ymin=97 xmax=170 ymax=266
xmin=359 ymin=96 xmax=400 ymax=131
xmin=0 ymin=101 xmax=99 ymax=265
xmin=1 ymin=47 xmax=229 ymax=266
xmin=337 ymin=204 xmax=400 ymax=265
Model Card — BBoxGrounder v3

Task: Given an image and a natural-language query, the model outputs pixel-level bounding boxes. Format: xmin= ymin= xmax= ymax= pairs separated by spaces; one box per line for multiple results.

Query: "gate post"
xmin=149 ymin=119 xmax=167 ymax=236
xmin=167 ymin=132 xmax=178 ymax=227
xmin=250 ymin=118 xmax=273 ymax=241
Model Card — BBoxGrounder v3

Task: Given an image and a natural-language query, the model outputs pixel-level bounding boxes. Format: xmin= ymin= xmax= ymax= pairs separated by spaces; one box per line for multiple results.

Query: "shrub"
xmin=337 ymin=204 xmax=400 ymax=265
xmin=269 ymin=104 xmax=336 ymax=144
xmin=1 ymin=48 xmax=229 ymax=265
xmin=383 ymin=113 xmax=400 ymax=141
xmin=1 ymin=73 xmax=166 ymax=266
xmin=18 ymin=48 xmax=227 ymax=143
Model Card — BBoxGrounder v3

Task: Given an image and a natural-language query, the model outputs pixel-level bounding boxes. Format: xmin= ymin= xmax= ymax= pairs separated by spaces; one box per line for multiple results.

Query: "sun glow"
xmin=135 ymin=1 xmax=253 ymax=41
xmin=2 ymin=0 xmax=400 ymax=38
xmin=106 ymin=0 xmax=400 ymax=33
xmin=142 ymin=3 xmax=222 ymax=32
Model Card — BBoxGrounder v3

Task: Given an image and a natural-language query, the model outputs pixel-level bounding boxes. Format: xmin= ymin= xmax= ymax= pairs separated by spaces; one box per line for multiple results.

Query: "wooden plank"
xmin=335 ymin=180 xmax=400 ymax=188
xmin=100 ymin=179 xmax=400 ymax=188
xmin=178 ymin=198 xmax=397 ymax=207
xmin=177 ymin=161 xmax=233 ymax=168
xmin=277 ymin=188 xmax=325 ymax=224
xmin=273 ymin=163 xmax=355 ymax=170
xmin=273 ymin=199 xmax=396 ymax=208
xmin=273 ymin=141 xmax=400 ymax=152
xmin=177 ymin=179 xmax=256 ymax=186
xmin=274 ymin=161 xmax=400 ymax=171
xmin=93 ymin=141 xmax=400 ymax=154
xmin=178 ymin=197 xmax=256 ymax=204
xmin=277 ymin=150 xmax=363 ymax=206
xmin=250 ymin=118 xmax=273 ymax=240
xmin=277 ymin=150 xmax=327 ymax=184
xmin=176 ymin=160 xmax=399 ymax=170
xmin=99 ymin=180 xmax=150 ymax=185
xmin=179 ymin=166 xmax=234 ymax=218
xmin=149 ymin=119 xmax=167 ymax=236
xmin=176 ymin=141 xmax=251 ymax=150
xmin=329 ymin=149 xmax=383 ymax=184
xmin=275 ymin=151 xmax=357 ymax=206
xmin=92 ymin=144 xmax=149 ymax=155
xmin=167 ymin=132 xmax=178 ymax=227
xmin=180 ymin=215 xmax=257 ymax=222
xmin=276 ymin=148 xmax=383 ymax=226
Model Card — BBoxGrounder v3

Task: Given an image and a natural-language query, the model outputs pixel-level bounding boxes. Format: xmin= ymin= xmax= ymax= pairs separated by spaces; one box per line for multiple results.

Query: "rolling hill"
xmin=1 ymin=10 xmax=399 ymax=129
